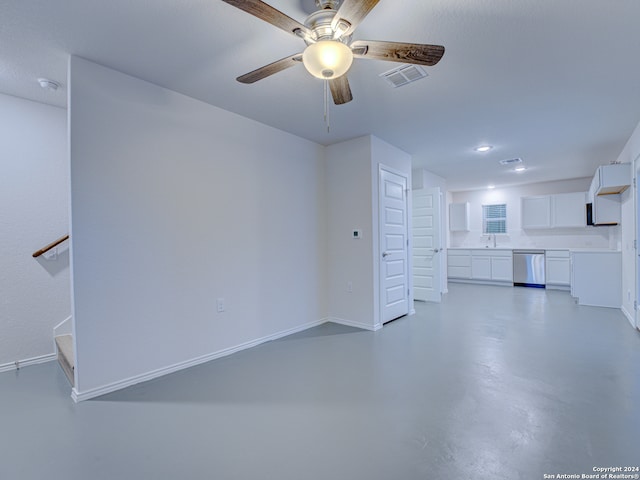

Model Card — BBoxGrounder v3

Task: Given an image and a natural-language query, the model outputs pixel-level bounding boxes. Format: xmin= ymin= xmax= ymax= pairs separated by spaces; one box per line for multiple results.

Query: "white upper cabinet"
xmin=587 ymin=163 xmax=631 ymax=225
xmin=449 ymin=202 xmax=470 ymax=231
xmin=551 ymin=192 xmax=586 ymax=228
xmin=591 ymin=163 xmax=631 ymax=196
xmin=521 ymin=196 xmax=552 ymax=229
xmin=522 ymin=192 xmax=587 ymax=229
xmin=589 ymin=193 xmax=621 ymax=225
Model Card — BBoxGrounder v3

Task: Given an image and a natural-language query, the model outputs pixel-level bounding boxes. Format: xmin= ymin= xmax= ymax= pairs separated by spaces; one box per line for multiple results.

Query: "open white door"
xmin=379 ymin=166 xmax=410 ymax=324
xmin=412 ymin=188 xmax=442 ymax=302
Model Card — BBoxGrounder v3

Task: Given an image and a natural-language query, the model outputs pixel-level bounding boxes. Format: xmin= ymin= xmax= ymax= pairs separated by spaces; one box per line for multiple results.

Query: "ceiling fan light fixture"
xmin=302 ymin=40 xmax=353 ymax=79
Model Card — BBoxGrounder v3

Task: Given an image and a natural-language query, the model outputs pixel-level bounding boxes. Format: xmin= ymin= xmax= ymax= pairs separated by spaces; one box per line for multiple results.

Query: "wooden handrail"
xmin=33 ymin=234 xmax=69 ymax=258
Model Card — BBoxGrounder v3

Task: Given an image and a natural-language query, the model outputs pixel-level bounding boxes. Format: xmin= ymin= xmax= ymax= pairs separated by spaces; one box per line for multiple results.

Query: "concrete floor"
xmin=1 ymin=284 xmax=639 ymax=479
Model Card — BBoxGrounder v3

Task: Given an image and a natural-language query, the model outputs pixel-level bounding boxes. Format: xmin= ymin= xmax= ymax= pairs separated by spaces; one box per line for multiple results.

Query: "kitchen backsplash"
xmin=449 ymin=226 xmax=619 ymax=250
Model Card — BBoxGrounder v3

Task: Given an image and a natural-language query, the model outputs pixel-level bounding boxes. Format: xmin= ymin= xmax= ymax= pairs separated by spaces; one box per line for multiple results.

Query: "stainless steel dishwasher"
xmin=513 ymin=250 xmax=545 ymax=288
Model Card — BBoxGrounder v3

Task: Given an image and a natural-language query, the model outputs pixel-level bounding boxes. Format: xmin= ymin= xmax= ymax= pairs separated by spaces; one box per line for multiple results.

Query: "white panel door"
xmin=379 ymin=167 xmax=409 ymax=323
xmin=413 ymin=188 xmax=442 ymax=302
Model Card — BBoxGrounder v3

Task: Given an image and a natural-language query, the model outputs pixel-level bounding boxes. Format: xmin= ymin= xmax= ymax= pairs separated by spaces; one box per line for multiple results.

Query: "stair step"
xmin=55 ymin=334 xmax=74 ymax=387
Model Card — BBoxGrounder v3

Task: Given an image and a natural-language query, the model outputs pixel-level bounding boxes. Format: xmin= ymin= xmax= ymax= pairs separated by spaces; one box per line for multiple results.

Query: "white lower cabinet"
xmin=447 ymin=250 xmax=471 ymax=279
xmin=471 ymin=255 xmax=491 ymax=280
xmin=571 ymin=251 xmax=621 ymax=308
xmin=447 ymin=248 xmax=619 ymax=298
xmin=491 ymin=255 xmax=513 ymax=282
xmin=545 ymin=250 xmax=571 ymax=288
xmin=449 ymin=249 xmax=513 ymax=283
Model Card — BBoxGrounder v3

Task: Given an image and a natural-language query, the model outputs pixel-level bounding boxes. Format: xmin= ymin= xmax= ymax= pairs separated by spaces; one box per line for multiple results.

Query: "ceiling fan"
xmin=221 ymin=0 xmax=445 ymax=105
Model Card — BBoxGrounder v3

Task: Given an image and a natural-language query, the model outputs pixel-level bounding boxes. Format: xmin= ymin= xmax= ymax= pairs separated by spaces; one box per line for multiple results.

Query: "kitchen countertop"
xmin=447 ymin=247 xmax=513 ymax=251
xmin=569 ymin=249 xmax=621 ymax=253
xmin=447 ymin=247 xmax=619 ymax=253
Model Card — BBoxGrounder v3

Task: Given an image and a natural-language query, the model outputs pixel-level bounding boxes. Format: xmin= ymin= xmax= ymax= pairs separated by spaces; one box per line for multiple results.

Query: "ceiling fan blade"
xmin=237 ymin=54 xmax=303 ymax=84
xmin=351 ymin=40 xmax=445 ymax=66
xmin=331 ymin=0 xmax=380 ymax=37
xmin=329 ymin=75 xmax=353 ymax=105
xmin=221 ymin=0 xmax=312 ymax=38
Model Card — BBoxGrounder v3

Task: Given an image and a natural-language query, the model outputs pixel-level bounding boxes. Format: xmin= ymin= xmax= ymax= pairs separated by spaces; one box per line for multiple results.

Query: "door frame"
xmin=377 ymin=164 xmax=413 ymax=327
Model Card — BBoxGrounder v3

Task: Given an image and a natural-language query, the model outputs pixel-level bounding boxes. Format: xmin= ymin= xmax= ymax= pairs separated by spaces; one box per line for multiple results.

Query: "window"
xmin=483 ymin=204 xmax=507 ymax=234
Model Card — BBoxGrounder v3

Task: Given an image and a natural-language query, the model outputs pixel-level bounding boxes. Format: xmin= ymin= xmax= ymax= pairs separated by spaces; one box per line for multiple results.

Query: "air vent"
xmin=380 ymin=65 xmax=428 ymax=88
xmin=499 ymin=158 xmax=523 ymax=166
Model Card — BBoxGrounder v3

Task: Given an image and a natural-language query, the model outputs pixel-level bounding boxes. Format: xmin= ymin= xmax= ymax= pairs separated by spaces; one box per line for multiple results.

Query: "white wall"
xmin=326 ymin=136 xmax=375 ymax=329
xmin=69 ymin=57 xmax=327 ymax=398
xmin=325 ymin=135 xmax=412 ymax=330
xmin=449 ymin=178 xmax=614 ymax=249
xmin=0 ymin=94 xmax=70 ymax=371
xmin=615 ymin=120 xmax=640 ymax=327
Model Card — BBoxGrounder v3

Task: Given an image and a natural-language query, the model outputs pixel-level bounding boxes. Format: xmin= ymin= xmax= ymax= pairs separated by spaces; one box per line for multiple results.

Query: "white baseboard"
xmin=328 ymin=316 xmax=381 ymax=332
xmin=409 ymin=308 xmax=416 ymax=316
xmin=0 ymin=353 xmax=57 ymax=373
xmin=621 ymin=305 xmax=635 ymax=328
xmin=71 ymin=318 xmax=328 ymax=402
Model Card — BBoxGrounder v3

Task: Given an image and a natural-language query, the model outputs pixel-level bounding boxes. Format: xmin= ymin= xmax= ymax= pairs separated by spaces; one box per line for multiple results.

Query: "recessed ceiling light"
xmin=37 ymin=78 xmax=60 ymax=91
xmin=488 ymin=185 xmax=496 ymax=190
xmin=514 ymin=166 xmax=527 ymax=172
xmin=474 ymin=145 xmax=493 ymax=153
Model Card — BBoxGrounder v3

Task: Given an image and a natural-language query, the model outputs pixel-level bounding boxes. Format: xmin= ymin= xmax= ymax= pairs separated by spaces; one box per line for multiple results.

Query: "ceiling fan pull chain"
xmin=324 ymin=79 xmax=330 ymax=133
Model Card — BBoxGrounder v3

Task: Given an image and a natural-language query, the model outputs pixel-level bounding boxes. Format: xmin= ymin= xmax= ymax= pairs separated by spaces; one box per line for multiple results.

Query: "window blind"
xmin=483 ymin=204 xmax=507 ymax=234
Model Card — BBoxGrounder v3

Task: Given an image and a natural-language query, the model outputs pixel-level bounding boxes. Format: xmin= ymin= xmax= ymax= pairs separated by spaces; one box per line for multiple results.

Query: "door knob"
xmin=382 ymin=251 xmax=390 ymax=258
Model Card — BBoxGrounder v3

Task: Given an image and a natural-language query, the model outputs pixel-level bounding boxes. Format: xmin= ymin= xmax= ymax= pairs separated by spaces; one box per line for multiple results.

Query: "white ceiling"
xmin=2 ymin=0 xmax=640 ymax=191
